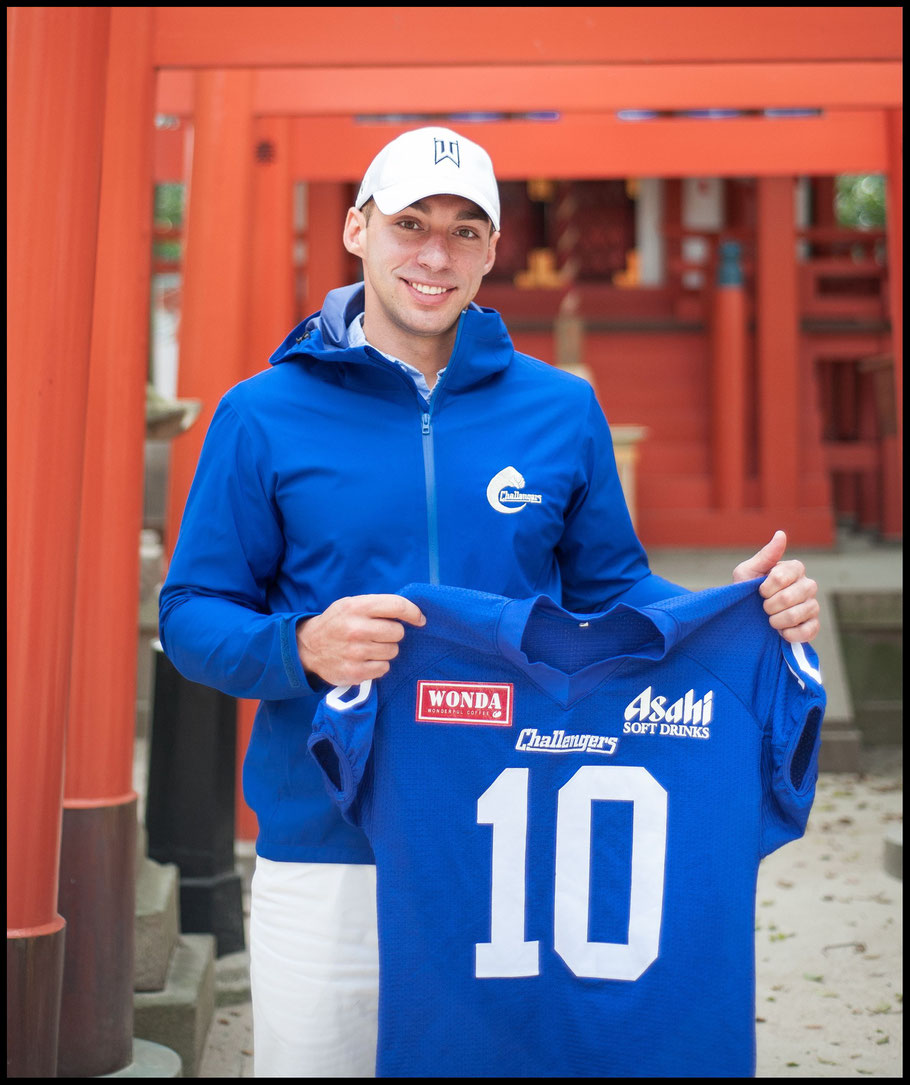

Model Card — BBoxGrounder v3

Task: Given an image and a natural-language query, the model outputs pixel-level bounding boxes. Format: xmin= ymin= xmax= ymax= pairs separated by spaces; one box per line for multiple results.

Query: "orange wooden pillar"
xmin=55 ymin=9 xmax=155 ymax=1077
xmin=755 ymin=177 xmax=801 ymax=514
xmin=7 ymin=7 xmax=111 ymax=1076
xmin=237 ymin=176 xmax=349 ymax=843
xmin=304 ymin=182 xmax=353 ymax=317
xmin=157 ymin=69 xmax=255 ymax=950
xmin=711 ymin=241 xmax=748 ymax=511
xmin=248 ymin=116 xmax=296 ymax=371
xmin=236 ymin=701 xmax=260 ymax=843
xmin=166 ymin=68 xmax=256 ymax=549
xmin=883 ymin=108 xmax=902 ymax=537
xmin=235 ymin=115 xmax=295 ymax=843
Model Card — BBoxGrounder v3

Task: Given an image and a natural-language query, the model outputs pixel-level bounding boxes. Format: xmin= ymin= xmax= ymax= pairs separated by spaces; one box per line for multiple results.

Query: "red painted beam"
xmin=152 ymin=7 xmax=902 ymax=68
xmin=272 ymin=112 xmax=888 ymax=181
xmin=156 ymin=62 xmax=903 ymax=117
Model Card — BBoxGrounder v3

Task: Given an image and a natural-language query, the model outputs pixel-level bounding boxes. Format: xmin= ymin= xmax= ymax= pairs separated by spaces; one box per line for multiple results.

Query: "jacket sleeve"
xmin=556 ymin=385 xmax=688 ymax=612
xmin=158 ymin=397 xmax=320 ymax=701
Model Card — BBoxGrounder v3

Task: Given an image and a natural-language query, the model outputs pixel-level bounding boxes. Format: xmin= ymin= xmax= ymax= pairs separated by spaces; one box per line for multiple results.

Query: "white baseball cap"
xmin=355 ymin=126 xmax=500 ymax=231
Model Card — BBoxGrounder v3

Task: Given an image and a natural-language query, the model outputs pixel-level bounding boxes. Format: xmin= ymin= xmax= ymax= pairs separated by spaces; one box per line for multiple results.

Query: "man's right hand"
xmin=296 ymin=594 xmax=426 ymax=687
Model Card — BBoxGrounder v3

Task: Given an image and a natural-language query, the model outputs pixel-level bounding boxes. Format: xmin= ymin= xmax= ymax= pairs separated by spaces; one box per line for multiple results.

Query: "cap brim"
xmin=370 ymin=180 xmax=500 ymax=232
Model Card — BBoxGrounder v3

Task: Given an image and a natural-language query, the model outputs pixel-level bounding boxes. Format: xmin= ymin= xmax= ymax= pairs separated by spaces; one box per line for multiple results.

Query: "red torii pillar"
xmin=155 ymin=69 xmax=255 ymax=954
xmin=55 ymin=8 xmax=155 ymax=1077
xmin=883 ymin=108 xmax=902 ymax=536
xmin=756 ymin=177 xmax=801 ymax=518
xmin=7 ymin=7 xmax=111 ymax=1076
xmin=248 ymin=116 xmax=296 ymax=369
xmin=304 ymin=182 xmax=353 ymax=318
xmin=166 ymin=68 xmax=257 ymax=548
xmin=235 ymin=114 xmax=297 ymax=843
xmin=711 ymin=240 xmax=748 ymax=512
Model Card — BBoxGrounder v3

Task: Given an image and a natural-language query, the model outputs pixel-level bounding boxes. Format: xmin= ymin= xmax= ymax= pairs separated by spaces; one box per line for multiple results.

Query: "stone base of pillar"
xmin=100 ymin=1037 xmax=183 ymax=1078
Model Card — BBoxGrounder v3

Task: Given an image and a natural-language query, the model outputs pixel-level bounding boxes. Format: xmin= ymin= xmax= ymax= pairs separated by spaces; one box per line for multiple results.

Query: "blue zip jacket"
xmin=158 ymin=283 xmax=687 ymax=862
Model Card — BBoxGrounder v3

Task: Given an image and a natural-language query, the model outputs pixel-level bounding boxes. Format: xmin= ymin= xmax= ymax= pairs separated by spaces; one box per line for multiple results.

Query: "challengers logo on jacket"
xmin=486 ymin=466 xmax=543 ymax=514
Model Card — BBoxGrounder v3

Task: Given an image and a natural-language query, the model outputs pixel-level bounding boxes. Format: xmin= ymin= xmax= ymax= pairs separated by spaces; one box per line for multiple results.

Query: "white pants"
xmin=249 ymin=858 xmax=379 ymax=1078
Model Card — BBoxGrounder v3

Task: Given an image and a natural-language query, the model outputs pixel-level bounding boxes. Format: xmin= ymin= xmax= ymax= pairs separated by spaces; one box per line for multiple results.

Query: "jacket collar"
xmin=268 ymin=283 xmax=513 ymax=391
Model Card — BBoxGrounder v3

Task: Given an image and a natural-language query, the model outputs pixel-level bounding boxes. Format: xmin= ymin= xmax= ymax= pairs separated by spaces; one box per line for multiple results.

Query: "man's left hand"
xmin=733 ymin=530 xmax=820 ymax=644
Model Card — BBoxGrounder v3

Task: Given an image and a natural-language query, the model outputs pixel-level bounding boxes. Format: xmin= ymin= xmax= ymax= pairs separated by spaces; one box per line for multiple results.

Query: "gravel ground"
xmin=754 ymin=748 xmax=902 ymax=1078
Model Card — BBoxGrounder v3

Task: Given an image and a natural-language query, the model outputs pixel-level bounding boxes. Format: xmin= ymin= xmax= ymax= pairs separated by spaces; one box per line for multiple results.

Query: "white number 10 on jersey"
xmin=476 ymin=765 xmax=668 ymax=981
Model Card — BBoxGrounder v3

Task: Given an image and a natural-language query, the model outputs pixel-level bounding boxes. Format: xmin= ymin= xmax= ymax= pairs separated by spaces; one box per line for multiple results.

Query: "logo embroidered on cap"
xmin=434 ymin=138 xmax=460 ymax=167
xmin=416 ymin=681 xmax=513 ymax=726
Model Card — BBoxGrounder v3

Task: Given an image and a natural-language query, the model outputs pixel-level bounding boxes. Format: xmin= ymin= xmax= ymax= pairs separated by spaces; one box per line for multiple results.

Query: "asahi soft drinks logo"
xmin=622 ymin=685 xmax=715 ymax=739
xmin=416 ymin=681 xmax=513 ymax=726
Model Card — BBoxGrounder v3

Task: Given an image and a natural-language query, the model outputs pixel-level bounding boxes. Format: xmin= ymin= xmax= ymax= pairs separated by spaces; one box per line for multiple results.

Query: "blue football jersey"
xmin=309 ymin=579 xmax=826 ymax=1078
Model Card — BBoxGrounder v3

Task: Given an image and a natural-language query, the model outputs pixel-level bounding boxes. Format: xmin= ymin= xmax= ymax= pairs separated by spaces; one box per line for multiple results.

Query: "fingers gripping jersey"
xmin=309 ymin=580 xmax=826 ymax=1078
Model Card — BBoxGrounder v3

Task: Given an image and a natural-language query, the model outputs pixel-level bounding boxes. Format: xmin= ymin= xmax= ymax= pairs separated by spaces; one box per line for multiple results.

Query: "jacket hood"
xmin=268 ymin=283 xmax=514 ymax=391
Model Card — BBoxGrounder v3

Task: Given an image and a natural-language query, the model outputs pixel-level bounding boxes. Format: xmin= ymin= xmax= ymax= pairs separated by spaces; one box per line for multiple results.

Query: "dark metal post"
xmin=145 ymin=644 xmax=245 ymax=956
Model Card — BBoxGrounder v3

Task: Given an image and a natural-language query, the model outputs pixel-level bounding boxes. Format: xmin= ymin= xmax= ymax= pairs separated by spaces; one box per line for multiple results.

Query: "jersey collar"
xmin=496 ymin=595 xmax=670 ymax=707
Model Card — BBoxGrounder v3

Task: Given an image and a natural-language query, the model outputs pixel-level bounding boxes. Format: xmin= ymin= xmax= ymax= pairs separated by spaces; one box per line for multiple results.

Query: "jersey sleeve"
xmin=307 ymin=681 xmax=378 ymax=828
xmin=759 ymin=639 xmax=827 ymax=858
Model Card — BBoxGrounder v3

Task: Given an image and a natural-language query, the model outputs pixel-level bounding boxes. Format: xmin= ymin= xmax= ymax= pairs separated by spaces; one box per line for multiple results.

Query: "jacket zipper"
xmin=420 ymin=317 xmax=467 ymax=584
xmin=421 ymin=408 xmax=439 ymax=584
xmin=362 ymin=345 xmax=442 ymax=585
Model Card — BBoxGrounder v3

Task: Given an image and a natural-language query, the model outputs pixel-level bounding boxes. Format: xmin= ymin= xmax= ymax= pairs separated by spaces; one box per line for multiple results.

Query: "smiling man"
xmin=158 ymin=126 xmax=821 ymax=1077
xmin=344 ymin=192 xmax=498 ymax=376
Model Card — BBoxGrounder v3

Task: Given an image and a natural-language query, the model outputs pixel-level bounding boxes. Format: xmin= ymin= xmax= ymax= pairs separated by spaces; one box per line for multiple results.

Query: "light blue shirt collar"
xmin=347 ymin=312 xmax=444 ymax=403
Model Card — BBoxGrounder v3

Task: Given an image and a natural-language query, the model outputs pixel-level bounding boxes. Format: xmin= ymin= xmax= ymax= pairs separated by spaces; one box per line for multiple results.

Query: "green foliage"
xmin=154 ymin=183 xmax=185 ymax=228
xmin=835 ymin=174 xmax=886 ymax=230
xmin=153 ymin=183 xmax=185 ymax=263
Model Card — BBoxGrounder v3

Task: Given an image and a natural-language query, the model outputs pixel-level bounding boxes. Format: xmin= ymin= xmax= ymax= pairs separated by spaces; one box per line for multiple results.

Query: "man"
xmin=159 ymin=126 xmax=820 ymax=1077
